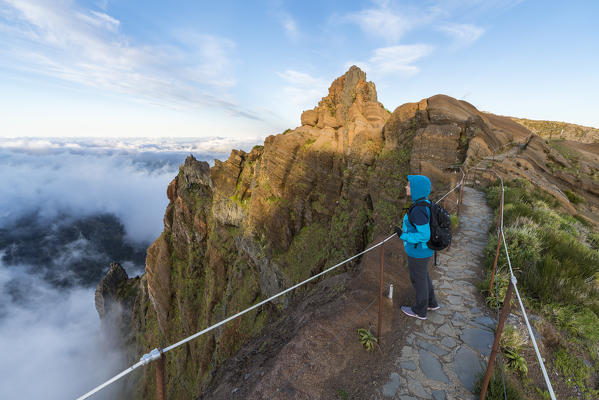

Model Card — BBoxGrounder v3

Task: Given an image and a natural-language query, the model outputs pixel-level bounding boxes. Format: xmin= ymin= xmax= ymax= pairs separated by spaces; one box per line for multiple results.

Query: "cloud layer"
xmin=0 ymin=136 xmax=263 ymax=398
xmin=0 ymin=263 xmax=126 ymax=400
xmin=0 ymin=136 xmax=260 ymax=243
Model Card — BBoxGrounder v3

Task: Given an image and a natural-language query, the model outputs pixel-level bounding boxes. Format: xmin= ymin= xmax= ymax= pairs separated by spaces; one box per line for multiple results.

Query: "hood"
xmin=407 ymin=175 xmax=431 ymax=202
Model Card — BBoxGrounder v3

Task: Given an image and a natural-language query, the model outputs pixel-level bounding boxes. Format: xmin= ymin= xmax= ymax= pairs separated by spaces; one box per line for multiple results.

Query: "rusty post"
xmin=498 ymin=190 xmax=504 ymax=230
xmin=480 ymin=280 xmax=514 ymax=400
xmin=488 ymin=230 xmax=502 ymax=294
xmin=457 ymin=181 xmax=464 ymax=217
xmin=489 ymin=189 xmax=503 ymax=294
xmin=156 ymin=349 xmax=166 ymax=400
xmin=378 ymin=242 xmax=384 ymax=343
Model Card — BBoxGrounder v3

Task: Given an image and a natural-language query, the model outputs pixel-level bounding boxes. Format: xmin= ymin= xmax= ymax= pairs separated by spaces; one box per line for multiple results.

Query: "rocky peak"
xmin=301 ymin=65 xmax=385 ymax=131
xmin=95 ymin=262 xmax=128 ymax=320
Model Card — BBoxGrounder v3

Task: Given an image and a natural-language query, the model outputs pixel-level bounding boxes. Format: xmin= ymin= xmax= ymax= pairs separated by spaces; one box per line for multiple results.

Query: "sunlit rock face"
xmin=99 ymin=66 xmax=544 ymax=399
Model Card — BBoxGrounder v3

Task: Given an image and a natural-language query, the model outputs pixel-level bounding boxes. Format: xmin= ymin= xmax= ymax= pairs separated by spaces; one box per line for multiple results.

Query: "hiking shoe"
xmin=428 ymin=305 xmax=441 ymax=311
xmin=401 ymin=306 xmax=426 ymax=320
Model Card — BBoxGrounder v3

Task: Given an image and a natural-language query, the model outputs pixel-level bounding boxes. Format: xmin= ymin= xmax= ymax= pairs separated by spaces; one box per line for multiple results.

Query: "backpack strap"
xmin=407 ymin=199 xmax=431 ymax=229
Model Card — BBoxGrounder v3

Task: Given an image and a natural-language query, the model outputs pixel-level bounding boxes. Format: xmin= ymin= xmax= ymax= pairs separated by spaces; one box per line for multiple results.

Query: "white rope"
xmin=511 ymin=279 xmax=556 ymax=400
xmin=497 ymin=179 xmax=556 ymax=400
xmin=75 ymin=179 xmax=463 ymax=399
xmin=76 ymin=361 xmax=144 ymax=400
xmin=163 ymin=234 xmax=396 ymax=353
xmin=435 ymin=167 xmax=465 ymax=204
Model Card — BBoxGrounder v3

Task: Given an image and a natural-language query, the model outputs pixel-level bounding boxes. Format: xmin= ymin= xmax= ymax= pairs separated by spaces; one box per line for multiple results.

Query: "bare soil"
xmin=199 ymin=233 xmax=416 ymax=399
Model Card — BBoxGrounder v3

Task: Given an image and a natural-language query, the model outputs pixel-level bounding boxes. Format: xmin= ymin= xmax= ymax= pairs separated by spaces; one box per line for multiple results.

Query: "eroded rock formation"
xmin=95 ymin=262 xmax=128 ymax=320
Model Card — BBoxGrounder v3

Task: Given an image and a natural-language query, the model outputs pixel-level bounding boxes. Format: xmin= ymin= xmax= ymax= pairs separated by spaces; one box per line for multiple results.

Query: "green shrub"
xmin=500 ymin=223 xmax=543 ymax=276
xmin=539 ymin=230 xmax=599 ymax=301
xmin=500 ymin=324 xmax=527 ymax=352
xmin=588 ymin=232 xmax=599 ymax=250
xmin=551 ymin=305 xmax=599 ymax=357
xmin=549 ymin=140 xmax=580 ymax=164
xmin=564 ymin=189 xmax=584 ymax=204
xmin=554 ymin=348 xmax=590 ymax=391
xmin=450 ymin=214 xmax=459 ymax=230
xmin=485 ymin=180 xmax=599 ymax=306
xmin=573 ymin=214 xmax=593 ymax=228
xmin=503 ymin=348 xmax=528 ymax=376
xmin=484 ymin=271 xmax=510 ymax=309
xmin=357 ymin=328 xmax=378 ymax=352
xmin=483 ymin=177 xmax=599 ymax=382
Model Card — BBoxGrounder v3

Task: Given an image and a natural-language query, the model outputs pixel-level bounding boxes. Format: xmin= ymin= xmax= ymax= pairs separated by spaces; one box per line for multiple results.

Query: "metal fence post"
xmin=156 ymin=349 xmax=166 ymax=400
xmin=488 ymin=230 xmax=502 ymax=295
xmin=489 ymin=190 xmax=504 ymax=294
xmin=480 ymin=279 xmax=514 ymax=400
xmin=378 ymin=243 xmax=384 ymax=343
xmin=457 ymin=182 xmax=464 ymax=217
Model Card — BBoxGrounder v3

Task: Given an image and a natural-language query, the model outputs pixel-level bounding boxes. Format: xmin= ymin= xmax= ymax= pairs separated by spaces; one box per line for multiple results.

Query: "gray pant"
xmin=407 ymin=256 xmax=438 ymax=317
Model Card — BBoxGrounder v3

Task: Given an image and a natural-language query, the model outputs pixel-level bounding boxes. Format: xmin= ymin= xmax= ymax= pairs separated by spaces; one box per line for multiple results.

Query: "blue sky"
xmin=0 ymin=0 xmax=597 ymax=138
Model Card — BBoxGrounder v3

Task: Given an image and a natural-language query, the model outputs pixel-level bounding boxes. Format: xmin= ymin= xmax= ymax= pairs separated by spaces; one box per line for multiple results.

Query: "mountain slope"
xmin=94 ymin=66 xmax=599 ymax=399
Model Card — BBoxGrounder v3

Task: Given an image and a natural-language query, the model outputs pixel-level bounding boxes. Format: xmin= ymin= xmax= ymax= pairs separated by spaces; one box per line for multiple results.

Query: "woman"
xmin=394 ymin=175 xmax=440 ymax=320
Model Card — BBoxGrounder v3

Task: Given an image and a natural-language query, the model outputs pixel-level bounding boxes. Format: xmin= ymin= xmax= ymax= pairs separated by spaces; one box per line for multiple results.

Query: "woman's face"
xmin=405 ymin=181 xmax=411 ymax=196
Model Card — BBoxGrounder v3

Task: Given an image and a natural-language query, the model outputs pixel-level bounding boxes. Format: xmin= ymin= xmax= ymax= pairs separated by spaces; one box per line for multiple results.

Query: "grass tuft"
xmin=564 ymin=189 xmax=584 ymax=204
xmin=474 ymin=369 xmax=524 ymax=400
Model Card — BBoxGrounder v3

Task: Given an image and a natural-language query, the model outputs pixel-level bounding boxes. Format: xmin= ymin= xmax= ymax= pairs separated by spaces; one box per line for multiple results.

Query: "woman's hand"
xmin=394 ymin=226 xmax=403 ymax=238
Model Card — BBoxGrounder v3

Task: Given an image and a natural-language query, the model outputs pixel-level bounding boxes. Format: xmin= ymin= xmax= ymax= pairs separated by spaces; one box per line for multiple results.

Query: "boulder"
xmin=301 ymin=109 xmax=318 ymax=126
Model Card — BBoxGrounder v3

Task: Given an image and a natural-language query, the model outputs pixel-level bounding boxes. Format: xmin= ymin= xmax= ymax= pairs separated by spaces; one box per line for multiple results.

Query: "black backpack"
xmin=407 ymin=200 xmax=452 ymax=251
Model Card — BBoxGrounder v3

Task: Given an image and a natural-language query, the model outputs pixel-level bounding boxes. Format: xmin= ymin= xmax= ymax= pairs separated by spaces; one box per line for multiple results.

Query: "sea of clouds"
xmin=0 ymin=136 xmax=261 ymax=399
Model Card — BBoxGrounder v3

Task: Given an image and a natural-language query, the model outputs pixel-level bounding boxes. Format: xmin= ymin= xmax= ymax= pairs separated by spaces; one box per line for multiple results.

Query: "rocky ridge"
xmin=95 ymin=66 xmax=597 ymax=399
xmin=511 ymin=117 xmax=599 ymax=143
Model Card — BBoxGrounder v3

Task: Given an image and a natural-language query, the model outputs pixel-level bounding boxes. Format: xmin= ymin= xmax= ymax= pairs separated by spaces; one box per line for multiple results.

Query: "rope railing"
xmin=470 ymin=167 xmax=556 ymax=400
xmin=77 ymin=236 xmax=396 ymax=400
xmin=76 ymin=175 xmax=467 ymax=400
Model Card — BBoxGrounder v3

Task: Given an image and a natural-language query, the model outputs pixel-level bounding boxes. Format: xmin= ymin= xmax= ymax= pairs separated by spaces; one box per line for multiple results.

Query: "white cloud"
xmin=82 ymin=10 xmax=120 ymax=31
xmin=0 ymin=0 xmax=259 ymax=119
xmin=277 ymin=70 xmax=329 ymax=110
xmin=0 ymin=266 xmax=125 ymax=399
xmin=439 ymin=23 xmax=485 ymax=47
xmin=343 ymin=2 xmax=411 ymax=42
xmin=341 ymin=0 xmax=440 ymax=43
xmin=280 ymin=12 xmax=299 ymax=40
xmin=277 ymin=70 xmax=325 ymax=87
xmin=350 ymin=44 xmax=434 ymax=77
xmin=269 ymin=0 xmax=300 ymax=41
xmin=340 ymin=1 xmax=488 ymax=50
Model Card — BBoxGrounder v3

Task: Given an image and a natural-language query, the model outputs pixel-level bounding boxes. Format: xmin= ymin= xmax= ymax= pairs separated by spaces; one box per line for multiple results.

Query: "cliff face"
xmin=96 ymin=66 xmax=533 ymax=398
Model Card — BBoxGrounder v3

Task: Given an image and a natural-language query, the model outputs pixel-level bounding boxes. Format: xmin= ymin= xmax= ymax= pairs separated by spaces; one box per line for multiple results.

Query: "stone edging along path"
xmin=379 ymin=187 xmax=496 ymax=400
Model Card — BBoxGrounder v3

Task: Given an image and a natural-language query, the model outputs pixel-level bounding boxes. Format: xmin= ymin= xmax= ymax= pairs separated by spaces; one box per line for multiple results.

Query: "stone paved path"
xmin=380 ymin=187 xmax=496 ymax=400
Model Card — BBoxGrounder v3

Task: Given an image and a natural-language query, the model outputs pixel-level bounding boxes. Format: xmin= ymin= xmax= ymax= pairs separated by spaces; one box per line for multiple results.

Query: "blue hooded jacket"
xmin=400 ymin=175 xmax=434 ymax=258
